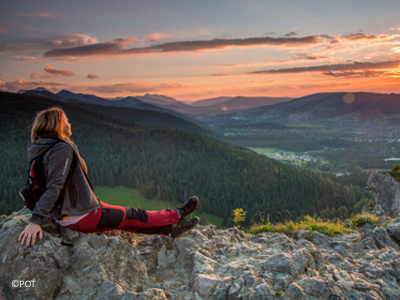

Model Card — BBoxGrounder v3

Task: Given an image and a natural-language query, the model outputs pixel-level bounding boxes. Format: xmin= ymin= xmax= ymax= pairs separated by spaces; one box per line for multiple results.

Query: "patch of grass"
xmin=249 ymin=147 xmax=298 ymax=155
xmin=248 ymin=215 xmax=351 ymax=237
xmin=249 ymin=147 xmax=278 ymax=154
xmin=349 ymin=213 xmax=378 ymax=228
xmin=276 ymin=290 xmax=284 ymax=296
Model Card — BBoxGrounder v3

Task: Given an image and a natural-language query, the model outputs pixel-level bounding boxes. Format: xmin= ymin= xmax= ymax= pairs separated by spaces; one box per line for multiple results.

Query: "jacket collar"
xmin=40 ymin=132 xmax=61 ymax=140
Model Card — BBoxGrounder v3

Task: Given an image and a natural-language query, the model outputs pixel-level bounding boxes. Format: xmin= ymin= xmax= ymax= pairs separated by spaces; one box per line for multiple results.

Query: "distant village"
xmin=264 ymin=151 xmax=313 ymax=162
xmin=257 ymin=150 xmax=399 ymax=176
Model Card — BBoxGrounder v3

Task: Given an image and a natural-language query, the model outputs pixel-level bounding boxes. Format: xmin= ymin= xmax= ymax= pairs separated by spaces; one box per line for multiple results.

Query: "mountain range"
xmin=236 ymin=92 xmax=400 ymax=124
xmin=18 ymin=87 xmax=293 ymax=116
xmin=19 ymin=88 xmax=400 ymax=124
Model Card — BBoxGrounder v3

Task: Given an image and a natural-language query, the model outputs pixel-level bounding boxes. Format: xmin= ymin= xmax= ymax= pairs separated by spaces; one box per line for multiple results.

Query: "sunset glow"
xmin=1 ymin=0 xmax=400 ymax=101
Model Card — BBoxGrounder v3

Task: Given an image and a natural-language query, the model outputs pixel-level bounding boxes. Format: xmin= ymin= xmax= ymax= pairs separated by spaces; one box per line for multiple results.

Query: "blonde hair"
xmin=31 ymin=107 xmax=72 ymax=143
xmin=31 ymin=107 xmax=88 ymax=173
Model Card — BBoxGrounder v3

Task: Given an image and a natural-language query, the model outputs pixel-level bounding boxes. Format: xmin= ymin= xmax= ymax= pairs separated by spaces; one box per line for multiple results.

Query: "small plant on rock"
xmin=232 ymin=208 xmax=246 ymax=229
xmin=319 ymin=269 xmax=325 ymax=276
xmin=305 ymin=231 xmax=314 ymax=241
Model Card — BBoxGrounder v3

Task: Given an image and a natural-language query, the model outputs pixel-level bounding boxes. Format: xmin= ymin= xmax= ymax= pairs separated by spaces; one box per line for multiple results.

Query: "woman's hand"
xmin=18 ymin=222 xmax=43 ymax=247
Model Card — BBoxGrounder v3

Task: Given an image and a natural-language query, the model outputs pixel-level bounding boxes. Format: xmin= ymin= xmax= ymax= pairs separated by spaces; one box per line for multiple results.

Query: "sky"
xmin=1 ymin=0 xmax=400 ymax=101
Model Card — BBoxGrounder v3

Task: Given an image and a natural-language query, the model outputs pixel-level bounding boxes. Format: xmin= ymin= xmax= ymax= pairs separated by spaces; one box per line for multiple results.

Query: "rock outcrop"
xmin=1 ymin=210 xmax=400 ymax=300
xmin=368 ymin=172 xmax=400 ymax=216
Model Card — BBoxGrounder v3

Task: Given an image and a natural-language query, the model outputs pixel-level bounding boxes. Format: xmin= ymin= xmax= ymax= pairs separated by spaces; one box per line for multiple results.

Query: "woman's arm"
xmin=20 ymin=143 xmax=74 ymax=247
xmin=29 ymin=143 xmax=74 ymax=224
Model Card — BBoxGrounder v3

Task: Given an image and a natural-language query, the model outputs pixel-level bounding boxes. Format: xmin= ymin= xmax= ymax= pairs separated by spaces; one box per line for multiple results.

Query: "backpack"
xmin=19 ymin=141 xmax=76 ymax=211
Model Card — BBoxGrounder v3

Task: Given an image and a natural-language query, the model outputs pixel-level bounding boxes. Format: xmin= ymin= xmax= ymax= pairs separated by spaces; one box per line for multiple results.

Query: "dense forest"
xmin=0 ymin=92 xmax=367 ymax=226
xmin=75 ymin=102 xmax=220 ymax=139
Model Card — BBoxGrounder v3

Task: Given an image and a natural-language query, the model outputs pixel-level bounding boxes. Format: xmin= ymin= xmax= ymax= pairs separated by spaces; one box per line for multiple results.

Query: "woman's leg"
xmin=66 ymin=201 xmax=178 ymax=234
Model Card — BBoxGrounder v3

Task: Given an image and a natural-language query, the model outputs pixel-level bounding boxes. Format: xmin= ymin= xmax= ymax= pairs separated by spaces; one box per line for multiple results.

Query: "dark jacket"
xmin=28 ymin=133 xmax=101 ymax=225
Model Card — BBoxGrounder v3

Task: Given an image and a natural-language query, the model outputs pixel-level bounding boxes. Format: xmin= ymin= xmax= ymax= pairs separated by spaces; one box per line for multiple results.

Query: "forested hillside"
xmin=75 ymin=102 xmax=218 ymax=139
xmin=1 ymin=92 xmax=363 ymax=226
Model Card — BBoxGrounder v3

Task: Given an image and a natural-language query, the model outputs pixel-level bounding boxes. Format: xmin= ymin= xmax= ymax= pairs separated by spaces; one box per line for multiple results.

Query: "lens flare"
xmin=343 ymin=92 xmax=355 ymax=104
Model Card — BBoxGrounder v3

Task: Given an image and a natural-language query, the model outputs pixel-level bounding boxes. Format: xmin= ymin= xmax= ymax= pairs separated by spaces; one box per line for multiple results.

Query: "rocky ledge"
xmin=1 ymin=210 xmax=400 ymax=300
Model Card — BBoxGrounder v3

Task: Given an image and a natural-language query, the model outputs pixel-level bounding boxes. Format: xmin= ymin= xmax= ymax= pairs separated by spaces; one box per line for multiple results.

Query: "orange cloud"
xmin=342 ymin=33 xmax=388 ymax=41
xmin=43 ymin=64 xmax=73 ymax=77
xmin=145 ymin=33 xmax=169 ymax=42
xmin=392 ymin=46 xmax=400 ymax=53
xmin=30 ymin=65 xmax=74 ymax=79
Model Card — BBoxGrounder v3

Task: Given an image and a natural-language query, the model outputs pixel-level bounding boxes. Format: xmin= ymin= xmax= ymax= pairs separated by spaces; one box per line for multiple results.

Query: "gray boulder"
xmin=368 ymin=172 xmax=400 ymax=216
xmin=387 ymin=222 xmax=400 ymax=246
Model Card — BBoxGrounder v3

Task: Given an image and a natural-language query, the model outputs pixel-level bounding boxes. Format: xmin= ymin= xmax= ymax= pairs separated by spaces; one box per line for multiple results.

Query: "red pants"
xmin=66 ymin=201 xmax=179 ymax=235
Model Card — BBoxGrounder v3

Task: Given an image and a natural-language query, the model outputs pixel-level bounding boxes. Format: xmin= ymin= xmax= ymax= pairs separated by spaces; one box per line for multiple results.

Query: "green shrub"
xmin=349 ymin=213 xmax=378 ymax=228
xmin=386 ymin=165 xmax=400 ymax=182
xmin=248 ymin=215 xmax=350 ymax=237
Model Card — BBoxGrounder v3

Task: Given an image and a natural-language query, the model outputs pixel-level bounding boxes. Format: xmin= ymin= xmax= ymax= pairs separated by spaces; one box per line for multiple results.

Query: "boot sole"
xmin=180 ymin=196 xmax=199 ymax=219
xmin=172 ymin=217 xmax=200 ymax=239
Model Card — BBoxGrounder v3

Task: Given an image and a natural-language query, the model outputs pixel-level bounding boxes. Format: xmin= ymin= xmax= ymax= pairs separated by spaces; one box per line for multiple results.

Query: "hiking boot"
xmin=171 ymin=217 xmax=200 ymax=238
xmin=177 ymin=196 xmax=199 ymax=220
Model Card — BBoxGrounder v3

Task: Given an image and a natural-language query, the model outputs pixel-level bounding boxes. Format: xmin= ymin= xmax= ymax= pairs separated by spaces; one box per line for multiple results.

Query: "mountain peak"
xmin=135 ymin=94 xmax=179 ymax=105
xmin=17 ymin=87 xmax=53 ymax=94
xmin=33 ymin=87 xmax=51 ymax=92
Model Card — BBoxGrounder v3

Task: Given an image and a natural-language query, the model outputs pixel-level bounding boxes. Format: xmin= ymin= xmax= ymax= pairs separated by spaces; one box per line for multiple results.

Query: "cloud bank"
xmin=0 ymin=34 xmax=98 ymax=56
xmin=1 ymin=32 xmax=396 ymax=61
xmin=38 ymin=32 xmax=397 ymax=61
xmin=43 ymin=35 xmax=333 ymax=58
xmin=248 ymin=60 xmax=400 ymax=75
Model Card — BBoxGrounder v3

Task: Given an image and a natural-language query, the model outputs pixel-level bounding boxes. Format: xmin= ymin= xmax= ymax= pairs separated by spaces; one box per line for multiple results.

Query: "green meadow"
xmin=95 ymin=186 xmax=223 ymax=227
xmin=250 ymin=147 xmax=297 ymax=155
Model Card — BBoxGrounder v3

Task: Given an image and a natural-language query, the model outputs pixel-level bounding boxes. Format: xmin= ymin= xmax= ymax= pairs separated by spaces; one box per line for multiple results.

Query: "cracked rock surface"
xmin=1 ymin=210 xmax=400 ymax=300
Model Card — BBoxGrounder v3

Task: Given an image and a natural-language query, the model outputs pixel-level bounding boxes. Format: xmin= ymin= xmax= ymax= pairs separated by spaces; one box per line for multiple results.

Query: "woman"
xmin=19 ymin=107 xmax=199 ymax=247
